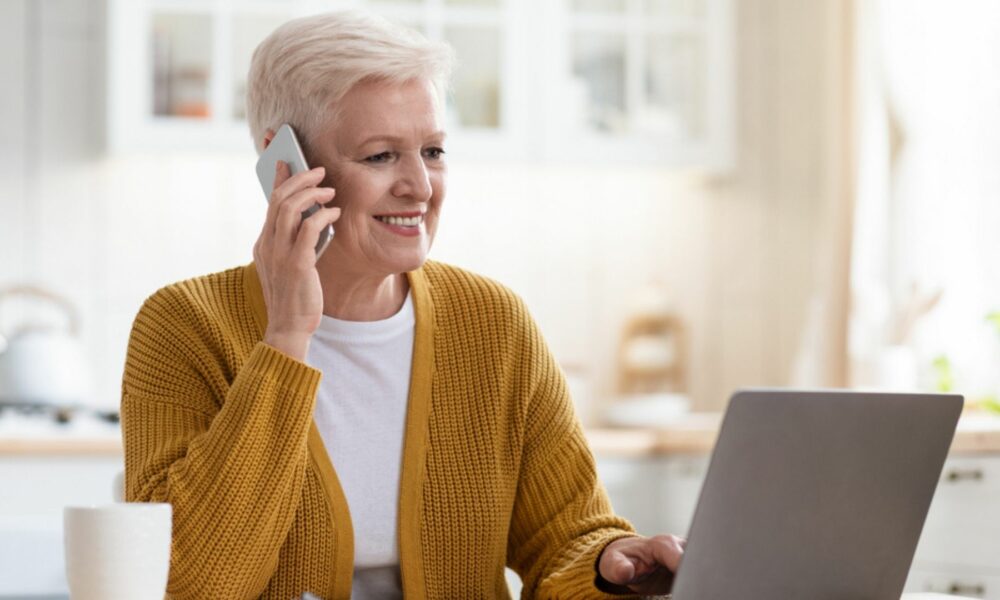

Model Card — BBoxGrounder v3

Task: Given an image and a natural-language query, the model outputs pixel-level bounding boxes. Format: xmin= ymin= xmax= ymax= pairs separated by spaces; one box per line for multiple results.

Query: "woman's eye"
xmin=424 ymin=147 xmax=446 ymax=160
xmin=365 ymin=151 xmax=394 ymax=163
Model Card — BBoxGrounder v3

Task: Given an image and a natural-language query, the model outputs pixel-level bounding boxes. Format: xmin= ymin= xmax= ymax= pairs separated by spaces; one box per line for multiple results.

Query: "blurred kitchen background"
xmin=2 ymin=0 xmax=1000 ymax=597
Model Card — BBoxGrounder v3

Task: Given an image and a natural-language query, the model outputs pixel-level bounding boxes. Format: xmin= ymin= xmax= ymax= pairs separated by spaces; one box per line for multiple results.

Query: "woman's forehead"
xmin=333 ymin=78 xmax=444 ymax=145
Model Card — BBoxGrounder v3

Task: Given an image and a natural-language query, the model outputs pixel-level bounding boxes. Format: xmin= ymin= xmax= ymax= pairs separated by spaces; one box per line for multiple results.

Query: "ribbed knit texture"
xmin=122 ymin=260 xmax=637 ymax=599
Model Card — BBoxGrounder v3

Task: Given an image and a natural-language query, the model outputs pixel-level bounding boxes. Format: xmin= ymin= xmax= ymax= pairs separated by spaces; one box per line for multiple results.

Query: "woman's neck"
xmin=317 ymin=262 xmax=409 ymax=322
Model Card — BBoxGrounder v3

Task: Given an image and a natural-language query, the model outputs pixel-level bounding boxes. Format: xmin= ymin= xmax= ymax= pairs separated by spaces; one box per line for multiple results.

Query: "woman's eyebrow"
xmin=357 ymin=131 xmax=447 ymax=146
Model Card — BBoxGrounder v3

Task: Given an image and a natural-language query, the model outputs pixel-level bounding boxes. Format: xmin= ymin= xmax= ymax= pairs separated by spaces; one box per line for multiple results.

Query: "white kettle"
xmin=0 ymin=285 xmax=94 ymax=406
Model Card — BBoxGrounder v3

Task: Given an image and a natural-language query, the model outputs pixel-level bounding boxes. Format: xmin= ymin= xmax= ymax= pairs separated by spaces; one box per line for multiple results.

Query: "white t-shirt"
xmin=306 ymin=292 xmax=414 ymax=600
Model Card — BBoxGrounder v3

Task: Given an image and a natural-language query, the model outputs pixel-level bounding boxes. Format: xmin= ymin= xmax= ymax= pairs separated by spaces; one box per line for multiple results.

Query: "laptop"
xmin=670 ymin=389 xmax=963 ymax=600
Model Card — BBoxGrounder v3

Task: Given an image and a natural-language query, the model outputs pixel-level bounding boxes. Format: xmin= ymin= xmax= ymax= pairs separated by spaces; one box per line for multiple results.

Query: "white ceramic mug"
xmin=64 ymin=503 xmax=172 ymax=600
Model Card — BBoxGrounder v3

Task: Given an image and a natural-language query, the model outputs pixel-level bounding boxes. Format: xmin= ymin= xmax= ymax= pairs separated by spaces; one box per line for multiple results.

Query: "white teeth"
xmin=377 ymin=215 xmax=422 ymax=227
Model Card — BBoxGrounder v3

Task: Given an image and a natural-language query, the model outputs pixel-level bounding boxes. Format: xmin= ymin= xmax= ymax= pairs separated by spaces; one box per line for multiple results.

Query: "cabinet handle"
xmin=927 ymin=581 xmax=986 ymax=597
xmin=946 ymin=582 xmax=985 ymax=597
xmin=945 ymin=468 xmax=984 ymax=483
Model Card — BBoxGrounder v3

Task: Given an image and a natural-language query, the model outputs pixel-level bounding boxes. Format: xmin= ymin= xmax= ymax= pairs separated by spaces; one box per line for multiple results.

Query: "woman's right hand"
xmin=253 ymin=161 xmax=341 ymax=361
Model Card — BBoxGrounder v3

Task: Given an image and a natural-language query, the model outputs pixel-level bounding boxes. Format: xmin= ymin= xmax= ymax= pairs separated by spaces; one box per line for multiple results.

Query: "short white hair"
xmin=246 ymin=10 xmax=455 ymax=153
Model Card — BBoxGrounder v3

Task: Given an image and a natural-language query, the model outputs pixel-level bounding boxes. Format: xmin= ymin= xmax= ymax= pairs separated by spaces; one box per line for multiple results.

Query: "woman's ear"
xmin=261 ymin=128 xmax=276 ymax=150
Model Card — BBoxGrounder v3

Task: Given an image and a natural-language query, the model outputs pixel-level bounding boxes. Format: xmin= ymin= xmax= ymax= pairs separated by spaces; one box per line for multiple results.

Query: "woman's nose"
xmin=390 ymin=154 xmax=433 ymax=201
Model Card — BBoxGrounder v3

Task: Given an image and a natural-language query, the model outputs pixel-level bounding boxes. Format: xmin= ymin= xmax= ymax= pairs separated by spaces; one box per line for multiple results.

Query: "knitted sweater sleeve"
xmin=505 ymin=303 xmax=638 ymax=599
xmin=120 ymin=285 xmax=321 ymax=599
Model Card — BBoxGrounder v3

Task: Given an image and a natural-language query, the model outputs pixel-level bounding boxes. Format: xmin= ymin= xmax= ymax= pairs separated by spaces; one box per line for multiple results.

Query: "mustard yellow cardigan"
xmin=121 ymin=260 xmax=637 ymax=599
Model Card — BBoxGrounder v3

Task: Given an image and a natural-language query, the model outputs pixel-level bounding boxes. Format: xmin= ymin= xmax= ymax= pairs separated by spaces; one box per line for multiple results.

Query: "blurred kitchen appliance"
xmin=0 ymin=285 xmax=93 ymax=406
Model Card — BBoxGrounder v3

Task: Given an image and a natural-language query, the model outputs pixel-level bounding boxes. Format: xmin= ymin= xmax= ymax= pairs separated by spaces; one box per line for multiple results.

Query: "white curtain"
xmin=850 ymin=0 xmax=1000 ymax=395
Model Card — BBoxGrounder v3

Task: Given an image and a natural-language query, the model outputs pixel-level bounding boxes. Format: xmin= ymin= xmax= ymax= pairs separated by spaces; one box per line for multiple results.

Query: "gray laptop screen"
xmin=671 ymin=390 xmax=962 ymax=600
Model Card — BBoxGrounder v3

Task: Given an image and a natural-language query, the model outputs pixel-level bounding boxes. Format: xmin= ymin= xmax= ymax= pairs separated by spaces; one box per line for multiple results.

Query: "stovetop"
xmin=0 ymin=404 xmax=120 ymax=438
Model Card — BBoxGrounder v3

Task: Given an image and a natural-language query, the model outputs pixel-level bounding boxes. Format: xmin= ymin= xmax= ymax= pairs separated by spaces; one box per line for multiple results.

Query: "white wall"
xmin=0 ymin=0 xmax=29 ymax=296
xmin=0 ymin=0 xmax=108 ymax=405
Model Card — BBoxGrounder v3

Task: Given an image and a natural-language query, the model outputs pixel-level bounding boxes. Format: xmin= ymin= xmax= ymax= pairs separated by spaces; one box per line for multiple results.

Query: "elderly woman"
xmin=122 ymin=10 xmax=682 ymax=600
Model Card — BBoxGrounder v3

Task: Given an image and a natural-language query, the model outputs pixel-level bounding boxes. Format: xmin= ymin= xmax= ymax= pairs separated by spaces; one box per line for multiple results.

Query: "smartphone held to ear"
xmin=255 ymin=124 xmax=335 ymax=258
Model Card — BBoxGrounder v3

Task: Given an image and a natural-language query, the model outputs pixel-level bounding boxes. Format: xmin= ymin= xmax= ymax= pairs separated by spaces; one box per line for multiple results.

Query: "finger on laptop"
xmin=647 ymin=534 xmax=684 ymax=572
xmin=600 ymin=535 xmax=681 ymax=584
xmin=606 ymin=551 xmax=639 ymax=583
xmin=599 ymin=539 xmax=644 ymax=584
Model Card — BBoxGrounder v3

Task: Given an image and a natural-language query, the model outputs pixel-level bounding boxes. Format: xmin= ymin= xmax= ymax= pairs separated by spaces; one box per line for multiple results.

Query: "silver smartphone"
xmin=255 ymin=123 xmax=334 ymax=258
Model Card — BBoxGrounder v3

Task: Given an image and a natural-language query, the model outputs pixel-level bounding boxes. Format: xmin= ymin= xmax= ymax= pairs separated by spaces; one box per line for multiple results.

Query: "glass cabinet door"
xmin=365 ymin=0 xmax=506 ymax=133
xmin=566 ymin=0 xmax=710 ymax=140
xmin=571 ymin=31 xmax=627 ymax=133
xmin=151 ymin=12 xmax=213 ymax=119
xmin=116 ymin=0 xmax=511 ymax=151
xmin=642 ymin=32 xmax=705 ymax=138
xmin=444 ymin=25 xmax=502 ymax=128
xmin=111 ymin=0 xmax=731 ymax=168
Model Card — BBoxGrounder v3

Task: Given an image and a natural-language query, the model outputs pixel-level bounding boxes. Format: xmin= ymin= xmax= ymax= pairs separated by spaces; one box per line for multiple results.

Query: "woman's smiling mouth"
xmin=373 ymin=212 xmax=424 ymax=236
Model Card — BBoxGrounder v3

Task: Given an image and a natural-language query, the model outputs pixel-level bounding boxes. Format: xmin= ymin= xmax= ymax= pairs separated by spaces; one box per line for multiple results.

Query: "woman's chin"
xmin=318 ymin=237 xmax=430 ymax=275
xmin=382 ymin=249 xmax=428 ymax=274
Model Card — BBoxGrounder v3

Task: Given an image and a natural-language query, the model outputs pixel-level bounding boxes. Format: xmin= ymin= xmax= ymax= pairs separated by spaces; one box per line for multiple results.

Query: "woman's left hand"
xmin=597 ymin=534 xmax=685 ymax=595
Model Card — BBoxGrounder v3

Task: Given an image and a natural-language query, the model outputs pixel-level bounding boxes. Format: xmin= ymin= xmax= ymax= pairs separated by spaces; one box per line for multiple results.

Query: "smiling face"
xmin=308 ymin=77 xmax=447 ymax=278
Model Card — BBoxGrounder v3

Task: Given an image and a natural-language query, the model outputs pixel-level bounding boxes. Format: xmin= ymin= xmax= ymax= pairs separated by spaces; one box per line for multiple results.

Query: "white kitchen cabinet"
xmin=911 ymin=456 xmax=1000 ymax=571
xmin=905 ymin=567 xmax=1000 ymax=599
xmin=655 ymin=453 xmax=710 ymax=535
xmin=904 ymin=455 xmax=1000 ymax=598
xmin=914 ymin=455 xmax=1000 ymax=573
xmin=598 ymin=455 xmax=671 ymax=534
xmin=109 ymin=0 xmax=519 ymax=154
xmin=539 ymin=0 xmax=734 ymax=167
xmin=107 ymin=0 xmax=734 ymax=167
xmin=597 ymin=453 xmax=708 ymax=536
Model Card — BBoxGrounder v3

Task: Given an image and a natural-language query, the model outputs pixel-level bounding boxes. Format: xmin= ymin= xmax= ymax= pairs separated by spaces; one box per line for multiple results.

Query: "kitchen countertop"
xmin=587 ymin=411 xmax=1000 ymax=457
xmin=0 ymin=436 xmax=122 ymax=455
xmin=2 ymin=413 xmax=1000 ymax=457
xmin=0 ymin=412 xmax=122 ymax=456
